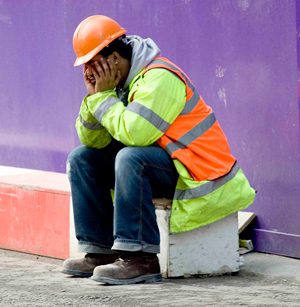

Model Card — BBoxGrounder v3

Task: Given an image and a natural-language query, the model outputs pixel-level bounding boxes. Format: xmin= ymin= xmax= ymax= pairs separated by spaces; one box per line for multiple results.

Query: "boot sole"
xmin=61 ymin=267 xmax=93 ymax=277
xmin=91 ymin=273 xmax=162 ymax=285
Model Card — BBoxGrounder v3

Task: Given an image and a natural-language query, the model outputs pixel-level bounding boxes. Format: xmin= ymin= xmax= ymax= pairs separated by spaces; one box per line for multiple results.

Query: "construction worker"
xmin=61 ymin=15 xmax=255 ymax=285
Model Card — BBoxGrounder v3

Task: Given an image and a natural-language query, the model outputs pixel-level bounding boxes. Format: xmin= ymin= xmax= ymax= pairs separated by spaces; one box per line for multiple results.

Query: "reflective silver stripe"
xmin=180 ymin=91 xmax=200 ymax=115
xmin=165 ymin=112 xmax=216 ymax=156
xmin=174 ymin=162 xmax=239 ymax=200
xmin=146 ymin=58 xmax=199 ymax=115
xmin=93 ymin=96 xmax=120 ymax=122
xmin=127 ymin=101 xmax=171 ymax=133
xmin=79 ymin=114 xmax=104 ymax=130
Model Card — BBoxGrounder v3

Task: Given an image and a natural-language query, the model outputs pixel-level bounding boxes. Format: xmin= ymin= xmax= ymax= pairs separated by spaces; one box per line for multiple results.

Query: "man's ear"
xmin=111 ymin=51 xmax=120 ymax=64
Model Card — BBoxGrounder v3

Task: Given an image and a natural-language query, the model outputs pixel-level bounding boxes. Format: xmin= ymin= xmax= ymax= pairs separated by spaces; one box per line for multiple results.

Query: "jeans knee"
xmin=67 ymin=145 xmax=93 ymax=163
xmin=115 ymin=147 xmax=141 ymax=172
xmin=66 ymin=146 xmax=92 ymax=179
xmin=67 ymin=146 xmax=87 ymax=166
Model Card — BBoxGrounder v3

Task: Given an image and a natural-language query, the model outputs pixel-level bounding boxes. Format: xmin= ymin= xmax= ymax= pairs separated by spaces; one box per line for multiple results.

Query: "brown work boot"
xmin=61 ymin=253 xmax=119 ymax=277
xmin=91 ymin=253 xmax=162 ymax=285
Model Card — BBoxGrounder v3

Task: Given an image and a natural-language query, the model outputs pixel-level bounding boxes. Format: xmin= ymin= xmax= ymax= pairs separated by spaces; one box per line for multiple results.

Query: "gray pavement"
xmin=0 ymin=248 xmax=300 ymax=306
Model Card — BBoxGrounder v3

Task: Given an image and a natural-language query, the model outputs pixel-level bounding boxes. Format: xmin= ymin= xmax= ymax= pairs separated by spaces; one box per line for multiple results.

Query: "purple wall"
xmin=0 ymin=0 xmax=299 ymax=257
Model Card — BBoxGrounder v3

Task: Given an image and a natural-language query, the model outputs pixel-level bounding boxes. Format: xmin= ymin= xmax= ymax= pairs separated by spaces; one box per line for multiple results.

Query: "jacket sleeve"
xmin=86 ymin=68 xmax=186 ymax=146
xmin=75 ymin=95 xmax=112 ymax=148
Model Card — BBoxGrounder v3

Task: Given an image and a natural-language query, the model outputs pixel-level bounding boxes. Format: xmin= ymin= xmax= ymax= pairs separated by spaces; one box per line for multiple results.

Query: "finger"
xmin=83 ymin=65 xmax=88 ymax=78
xmin=99 ymin=57 xmax=111 ymax=77
xmin=93 ymin=61 xmax=104 ymax=78
xmin=90 ymin=64 xmax=101 ymax=80
xmin=83 ymin=69 xmax=87 ymax=80
xmin=84 ymin=64 xmax=93 ymax=77
xmin=84 ymin=70 xmax=91 ymax=83
xmin=84 ymin=69 xmax=95 ymax=84
xmin=106 ymin=58 xmax=116 ymax=76
xmin=105 ymin=58 xmax=118 ymax=79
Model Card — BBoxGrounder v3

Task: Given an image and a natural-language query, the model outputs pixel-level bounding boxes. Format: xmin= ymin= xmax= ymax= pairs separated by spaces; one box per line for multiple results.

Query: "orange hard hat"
xmin=73 ymin=15 xmax=127 ymax=67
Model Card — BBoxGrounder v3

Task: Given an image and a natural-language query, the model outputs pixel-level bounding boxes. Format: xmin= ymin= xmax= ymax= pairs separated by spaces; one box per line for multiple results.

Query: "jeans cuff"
xmin=78 ymin=241 xmax=113 ymax=254
xmin=112 ymin=239 xmax=160 ymax=254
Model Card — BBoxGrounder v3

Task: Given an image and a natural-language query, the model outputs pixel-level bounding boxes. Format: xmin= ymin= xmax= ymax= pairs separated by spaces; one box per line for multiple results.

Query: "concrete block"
xmin=154 ymin=198 xmax=240 ymax=278
xmin=0 ymin=169 xmax=70 ymax=259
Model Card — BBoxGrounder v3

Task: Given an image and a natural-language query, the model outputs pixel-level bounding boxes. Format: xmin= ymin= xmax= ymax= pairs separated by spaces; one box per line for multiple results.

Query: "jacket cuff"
xmin=87 ymin=90 xmax=120 ymax=123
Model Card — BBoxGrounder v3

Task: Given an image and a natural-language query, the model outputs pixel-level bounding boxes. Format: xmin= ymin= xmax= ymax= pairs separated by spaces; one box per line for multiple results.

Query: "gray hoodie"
xmin=117 ymin=35 xmax=161 ymax=104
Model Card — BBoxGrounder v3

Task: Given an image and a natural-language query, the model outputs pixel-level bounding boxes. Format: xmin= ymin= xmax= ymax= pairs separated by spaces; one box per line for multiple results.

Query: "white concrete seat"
xmin=153 ymin=198 xmax=240 ymax=278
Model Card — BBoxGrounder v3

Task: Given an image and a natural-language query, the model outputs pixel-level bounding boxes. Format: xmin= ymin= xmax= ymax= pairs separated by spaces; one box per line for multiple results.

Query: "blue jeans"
xmin=67 ymin=140 xmax=178 ymax=254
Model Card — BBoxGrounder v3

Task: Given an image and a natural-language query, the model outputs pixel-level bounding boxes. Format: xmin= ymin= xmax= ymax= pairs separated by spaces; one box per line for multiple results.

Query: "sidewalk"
xmin=0 ymin=249 xmax=299 ymax=306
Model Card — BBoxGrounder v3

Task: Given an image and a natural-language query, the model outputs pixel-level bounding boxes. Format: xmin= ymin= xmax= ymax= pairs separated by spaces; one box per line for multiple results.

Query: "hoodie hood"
xmin=123 ymin=35 xmax=161 ymax=90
